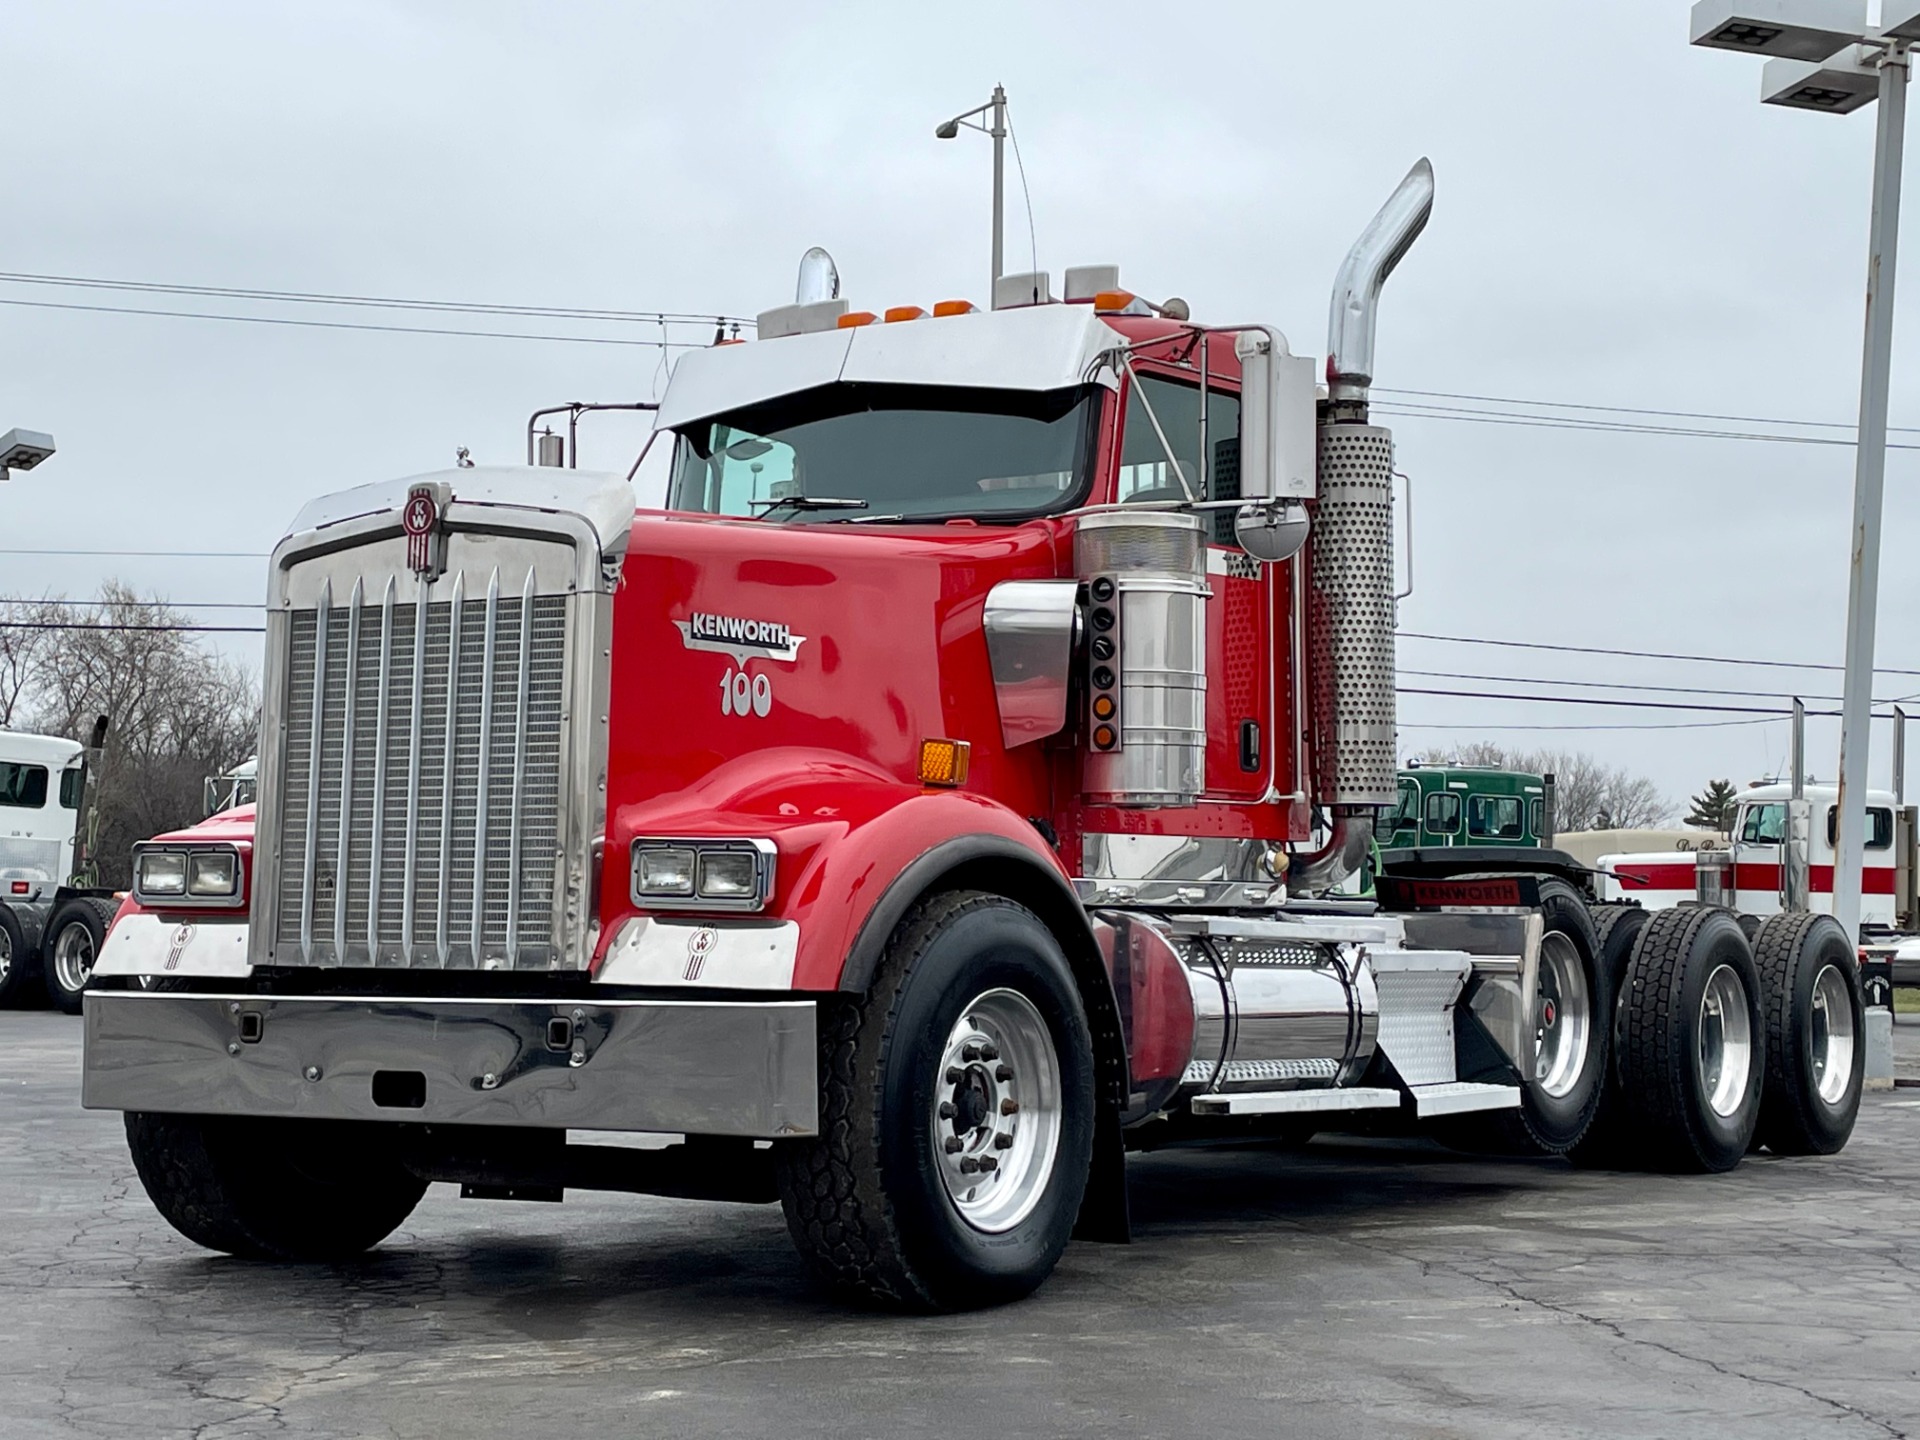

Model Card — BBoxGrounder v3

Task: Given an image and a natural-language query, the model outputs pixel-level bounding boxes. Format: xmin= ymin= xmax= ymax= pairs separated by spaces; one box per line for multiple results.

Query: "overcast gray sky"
xmin=5 ymin=0 xmax=1920 ymax=814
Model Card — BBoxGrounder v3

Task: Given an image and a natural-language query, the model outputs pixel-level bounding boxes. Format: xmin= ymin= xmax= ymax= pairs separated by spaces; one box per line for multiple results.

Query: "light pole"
xmin=0 ymin=428 xmax=55 ymax=482
xmin=1694 ymin=0 xmax=1920 ymax=940
xmin=935 ymin=84 xmax=1009 ymax=295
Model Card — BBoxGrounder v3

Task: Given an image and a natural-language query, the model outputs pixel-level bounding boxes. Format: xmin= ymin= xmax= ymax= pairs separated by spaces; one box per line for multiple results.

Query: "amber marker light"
xmin=837 ymin=311 xmax=879 ymax=328
xmin=1092 ymin=290 xmax=1136 ymax=313
xmin=918 ymin=738 xmax=972 ymax=787
xmin=884 ymin=305 xmax=928 ymax=323
xmin=932 ymin=299 xmax=978 ymax=317
xmin=1092 ymin=695 xmax=1115 ymax=721
xmin=1092 ymin=724 xmax=1118 ymax=750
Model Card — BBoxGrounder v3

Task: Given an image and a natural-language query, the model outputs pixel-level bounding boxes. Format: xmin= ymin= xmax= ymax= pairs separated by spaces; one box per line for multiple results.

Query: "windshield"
xmin=667 ymin=383 xmax=1097 ymax=522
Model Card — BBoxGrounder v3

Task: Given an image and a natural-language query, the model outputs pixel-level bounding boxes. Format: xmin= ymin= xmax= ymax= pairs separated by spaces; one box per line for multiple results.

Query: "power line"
xmin=1400 ymin=629 xmax=1920 ymax=679
xmin=1373 ymin=401 xmax=1919 ymax=452
xmin=0 ymin=547 xmax=267 ymax=558
xmin=0 ymin=269 xmax=753 ymax=328
xmin=0 ymin=296 xmax=711 ymax=349
xmin=1399 ymin=716 xmax=1785 ymax=733
xmin=1374 ymin=385 xmax=1920 ymax=437
xmin=0 ymin=620 xmax=263 ymax=634
xmin=0 ymin=596 xmax=263 ymax=610
xmin=1399 ymin=666 xmax=1915 ymax=707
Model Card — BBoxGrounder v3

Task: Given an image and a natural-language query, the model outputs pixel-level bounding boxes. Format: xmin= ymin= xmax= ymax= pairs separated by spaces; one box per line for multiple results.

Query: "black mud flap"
xmin=1072 ymin=1102 xmax=1131 ymax=1244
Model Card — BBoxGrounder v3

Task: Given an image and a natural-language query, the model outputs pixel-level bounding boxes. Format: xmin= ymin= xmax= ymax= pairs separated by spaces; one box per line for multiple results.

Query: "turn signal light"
xmin=837 ymin=311 xmax=878 ymax=328
xmin=1092 ymin=724 xmax=1118 ymax=750
xmin=1092 ymin=695 xmax=1115 ymax=721
xmin=919 ymin=738 xmax=971 ymax=787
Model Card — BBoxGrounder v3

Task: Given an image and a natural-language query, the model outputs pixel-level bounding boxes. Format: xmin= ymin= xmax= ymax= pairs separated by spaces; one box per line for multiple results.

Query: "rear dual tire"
xmin=1751 ymin=912 xmax=1863 ymax=1156
xmin=46 ymin=897 xmax=117 ymax=1014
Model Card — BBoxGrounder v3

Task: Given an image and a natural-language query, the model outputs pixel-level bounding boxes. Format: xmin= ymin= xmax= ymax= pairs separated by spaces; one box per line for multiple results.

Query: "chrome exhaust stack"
xmin=1300 ymin=160 xmax=1435 ymax=891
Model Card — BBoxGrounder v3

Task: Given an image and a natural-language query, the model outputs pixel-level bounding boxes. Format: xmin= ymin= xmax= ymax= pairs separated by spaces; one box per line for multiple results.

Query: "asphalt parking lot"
xmin=5 ymin=1009 xmax=1920 ymax=1439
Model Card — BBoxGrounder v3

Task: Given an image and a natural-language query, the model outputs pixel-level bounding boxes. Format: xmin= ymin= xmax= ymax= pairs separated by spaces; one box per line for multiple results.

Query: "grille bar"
xmin=402 ymin=588 xmax=427 ymax=960
xmin=366 ymin=577 xmax=394 ymax=962
xmin=469 ymin=569 xmax=499 ymax=968
xmin=299 ymin=580 xmax=330 ymax=965
xmin=333 ymin=578 xmax=362 ymax=962
xmin=435 ymin=571 xmax=465 ymax=968
xmin=506 ymin=568 xmax=534 ymax=968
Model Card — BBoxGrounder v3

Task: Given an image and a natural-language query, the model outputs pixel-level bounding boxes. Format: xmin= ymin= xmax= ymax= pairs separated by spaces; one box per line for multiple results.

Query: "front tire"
xmin=125 ymin=1113 xmax=428 ymax=1260
xmin=1751 ymin=912 xmax=1863 ymax=1155
xmin=775 ymin=890 xmax=1095 ymax=1310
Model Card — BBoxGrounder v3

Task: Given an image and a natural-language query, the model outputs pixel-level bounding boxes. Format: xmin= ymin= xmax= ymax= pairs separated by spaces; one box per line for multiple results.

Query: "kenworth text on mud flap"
xmin=79 ymin=159 xmax=1865 ymax=1310
xmin=0 ymin=722 xmax=120 ymax=1014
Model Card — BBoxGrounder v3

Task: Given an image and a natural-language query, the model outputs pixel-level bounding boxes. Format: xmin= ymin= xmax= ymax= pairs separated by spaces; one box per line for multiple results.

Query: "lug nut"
xmin=977 ymin=1155 xmax=999 ymax=1173
xmin=938 ymin=1101 xmax=956 ymax=1120
xmin=995 ymin=1064 xmax=1013 ymax=1082
xmin=1000 ymin=1098 xmax=1020 ymax=1116
xmin=944 ymin=1136 xmax=964 ymax=1154
xmin=959 ymin=1157 xmax=981 ymax=1174
xmin=946 ymin=1066 xmax=964 ymax=1084
xmin=994 ymin=1133 xmax=1014 ymax=1149
xmin=962 ymin=1043 xmax=983 ymax=1062
xmin=979 ymin=1044 xmax=999 ymax=1062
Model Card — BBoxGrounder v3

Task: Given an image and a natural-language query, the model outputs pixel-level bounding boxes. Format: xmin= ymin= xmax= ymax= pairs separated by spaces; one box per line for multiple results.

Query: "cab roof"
xmin=0 ymin=732 xmax=84 ymax=768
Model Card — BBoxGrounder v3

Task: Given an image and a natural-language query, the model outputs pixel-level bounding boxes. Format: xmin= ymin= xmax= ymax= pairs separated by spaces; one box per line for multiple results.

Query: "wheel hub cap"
xmin=931 ymin=987 xmax=1063 ymax=1235
xmin=1809 ymin=963 xmax=1856 ymax=1107
xmin=1533 ymin=931 xmax=1591 ymax=1100
xmin=54 ymin=922 xmax=94 ymax=994
xmin=1698 ymin=962 xmax=1754 ymax=1120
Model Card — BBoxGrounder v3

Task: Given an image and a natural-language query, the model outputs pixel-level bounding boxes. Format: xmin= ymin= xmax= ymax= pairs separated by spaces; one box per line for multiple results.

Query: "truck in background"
xmin=0 ymin=722 xmax=121 ymax=1013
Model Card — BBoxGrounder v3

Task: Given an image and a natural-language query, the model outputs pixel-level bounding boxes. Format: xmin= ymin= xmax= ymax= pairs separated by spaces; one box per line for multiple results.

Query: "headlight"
xmin=631 ymin=838 xmax=774 ymax=911
xmin=132 ymin=843 xmax=245 ymax=907
xmin=187 ymin=850 xmax=238 ymax=897
xmin=634 ymin=846 xmax=697 ymax=896
xmin=135 ymin=850 xmax=186 ymax=897
xmin=698 ymin=851 xmax=758 ymax=898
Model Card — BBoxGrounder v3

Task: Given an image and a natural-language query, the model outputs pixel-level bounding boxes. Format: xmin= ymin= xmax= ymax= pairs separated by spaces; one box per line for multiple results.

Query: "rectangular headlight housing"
xmin=631 ymin=838 xmax=775 ymax=912
xmin=132 ymin=843 xmax=246 ymax=908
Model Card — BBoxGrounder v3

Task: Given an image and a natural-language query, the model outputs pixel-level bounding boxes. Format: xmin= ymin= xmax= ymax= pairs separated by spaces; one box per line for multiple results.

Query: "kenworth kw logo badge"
xmin=674 ymin=612 xmax=806 ymax=664
xmin=403 ymin=482 xmax=451 ymax=581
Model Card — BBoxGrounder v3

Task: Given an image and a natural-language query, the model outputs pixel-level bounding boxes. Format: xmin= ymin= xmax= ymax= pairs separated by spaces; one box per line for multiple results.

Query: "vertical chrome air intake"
xmin=1076 ymin=511 xmax=1209 ymax=807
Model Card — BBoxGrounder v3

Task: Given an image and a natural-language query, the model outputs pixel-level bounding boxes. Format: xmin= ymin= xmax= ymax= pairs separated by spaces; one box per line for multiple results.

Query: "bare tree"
xmin=1408 ymin=743 xmax=1671 ymax=830
xmin=9 ymin=583 xmax=259 ymax=886
xmin=0 ymin=596 xmax=60 ymax=728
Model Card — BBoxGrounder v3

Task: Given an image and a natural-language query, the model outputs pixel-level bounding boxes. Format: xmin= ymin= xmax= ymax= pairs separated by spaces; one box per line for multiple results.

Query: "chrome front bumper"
xmin=82 ymin=991 xmax=817 ymax=1138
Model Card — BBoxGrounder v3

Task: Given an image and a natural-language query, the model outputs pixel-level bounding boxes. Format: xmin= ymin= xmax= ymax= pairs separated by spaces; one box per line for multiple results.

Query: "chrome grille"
xmin=273 ymin=570 xmax=569 ymax=969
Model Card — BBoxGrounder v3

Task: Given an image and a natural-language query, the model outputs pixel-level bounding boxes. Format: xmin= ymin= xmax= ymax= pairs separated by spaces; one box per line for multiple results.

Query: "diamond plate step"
xmin=1409 ymin=1081 xmax=1521 ymax=1117
xmin=1190 ymin=1087 xmax=1402 ymax=1117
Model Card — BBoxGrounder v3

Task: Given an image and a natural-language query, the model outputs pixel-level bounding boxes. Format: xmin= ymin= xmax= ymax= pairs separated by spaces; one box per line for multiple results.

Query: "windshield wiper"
xmin=750 ymin=496 xmax=868 ymax=514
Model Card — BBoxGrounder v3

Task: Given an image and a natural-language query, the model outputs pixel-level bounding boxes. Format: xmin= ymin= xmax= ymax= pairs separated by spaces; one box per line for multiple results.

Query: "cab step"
xmin=1408 ymin=1081 xmax=1521 ymax=1117
xmin=1190 ymin=1087 xmax=1401 ymax=1117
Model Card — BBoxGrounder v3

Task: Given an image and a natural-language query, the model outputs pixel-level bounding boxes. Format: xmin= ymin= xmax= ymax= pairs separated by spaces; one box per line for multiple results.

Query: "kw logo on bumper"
xmin=674 ymin=612 xmax=806 ymax=665
xmin=165 ymin=924 xmax=195 ymax=971
xmin=684 ymin=926 xmax=718 ymax=981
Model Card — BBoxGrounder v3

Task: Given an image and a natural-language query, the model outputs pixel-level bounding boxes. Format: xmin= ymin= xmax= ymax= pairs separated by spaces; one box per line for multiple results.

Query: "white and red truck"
xmin=77 ymin=160 xmax=1866 ymax=1309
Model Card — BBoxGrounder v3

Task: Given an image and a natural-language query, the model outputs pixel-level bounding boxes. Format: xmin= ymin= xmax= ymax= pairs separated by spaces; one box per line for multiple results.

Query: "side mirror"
xmin=1234 ymin=499 xmax=1310 ymax=565
xmin=1233 ymin=329 xmax=1317 ymax=501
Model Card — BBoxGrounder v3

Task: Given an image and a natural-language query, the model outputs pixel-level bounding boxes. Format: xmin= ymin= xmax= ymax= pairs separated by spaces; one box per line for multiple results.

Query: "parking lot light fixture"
xmin=0 ymin=428 xmax=55 ymax=481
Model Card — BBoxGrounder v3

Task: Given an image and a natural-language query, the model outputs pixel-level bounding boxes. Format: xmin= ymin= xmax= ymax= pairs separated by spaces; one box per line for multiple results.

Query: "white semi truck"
xmin=0 ymin=727 xmax=121 ymax=1013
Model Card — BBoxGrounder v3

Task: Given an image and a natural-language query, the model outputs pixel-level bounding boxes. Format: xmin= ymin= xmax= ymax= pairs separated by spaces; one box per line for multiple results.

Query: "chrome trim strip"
xmin=435 ymin=569 xmax=465 ymax=968
xmin=333 ymin=577 xmax=363 ymax=964
xmin=470 ymin=568 xmax=500 ymax=967
xmin=82 ymin=990 xmax=818 ymax=1139
xmin=402 ymin=584 xmax=428 ymax=962
xmin=299 ymin=579 xmax=330 ymax=964
xmin=367 ymin=576 xmax=394 ymax=963
xmin=506 ymin=567 xmax=534 ymax=968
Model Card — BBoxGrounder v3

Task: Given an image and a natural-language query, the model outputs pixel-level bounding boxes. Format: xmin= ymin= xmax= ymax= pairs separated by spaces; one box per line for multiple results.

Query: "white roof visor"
xmin=655 ymin=304 xmax=1123 ymax=431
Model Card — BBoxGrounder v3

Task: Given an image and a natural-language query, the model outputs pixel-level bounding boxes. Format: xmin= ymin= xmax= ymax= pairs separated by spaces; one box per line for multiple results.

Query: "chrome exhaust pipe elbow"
xmin=1289 ymin=811 xmax=1374 ymax=895
xmin=1326 ymin=159 xmax=1434 ymax=419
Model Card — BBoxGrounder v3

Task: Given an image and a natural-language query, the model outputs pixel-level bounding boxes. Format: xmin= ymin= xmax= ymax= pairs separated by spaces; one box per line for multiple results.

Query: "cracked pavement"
xmin=4 ymin=1008 xmax=1919 ymax=1438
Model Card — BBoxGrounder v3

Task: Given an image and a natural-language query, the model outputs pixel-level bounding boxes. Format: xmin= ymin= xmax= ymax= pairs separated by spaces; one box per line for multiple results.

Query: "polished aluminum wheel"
xmin=1534 ymin=930 xmax=1591 ymax=1100
xmin=930 ymin=987 xmax=1062 ymax=1235
xmin=52 ymin=920 xmax=94 ymax=997
xmin=1698 ymin=962 xmax=1754 ymax=1119
xmin=0 ymin=923 xmax=11 ymax=985
xmin=1809 ymin=962 xmax=1856 ymax=1106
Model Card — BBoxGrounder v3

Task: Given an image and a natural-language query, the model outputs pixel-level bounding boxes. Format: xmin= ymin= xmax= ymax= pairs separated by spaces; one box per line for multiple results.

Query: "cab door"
xmin=1115 ymin=359 xmax=1275 ymax=804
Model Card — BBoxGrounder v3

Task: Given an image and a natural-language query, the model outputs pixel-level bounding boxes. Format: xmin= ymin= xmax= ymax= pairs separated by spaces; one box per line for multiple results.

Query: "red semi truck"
xmin=80 ymin=160 xmax=1864 ymax=1309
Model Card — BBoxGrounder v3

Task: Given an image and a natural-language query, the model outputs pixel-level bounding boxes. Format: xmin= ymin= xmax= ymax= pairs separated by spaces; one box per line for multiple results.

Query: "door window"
xmin=1825 ymin=805 xmax=1894 ymax=849
xmin=1425 ymin=791 xmax=1461 ymax=835
xmin=1119 ymin=373 xmax=1242 ymax=545
xmin=0 ymin=763 xmax=49 ymax=809
xmin=1528 ymin=797 xmax=1544 ymax=840
xmin=1468 ymin=794 xmax=1524 ymax=840
xmin=1739 ymin=803 xmax=1786 ymax=844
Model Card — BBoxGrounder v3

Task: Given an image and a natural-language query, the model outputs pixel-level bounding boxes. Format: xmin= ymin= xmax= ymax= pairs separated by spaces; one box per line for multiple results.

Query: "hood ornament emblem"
xmin=403 ymin=482 xmax=451 ymax=581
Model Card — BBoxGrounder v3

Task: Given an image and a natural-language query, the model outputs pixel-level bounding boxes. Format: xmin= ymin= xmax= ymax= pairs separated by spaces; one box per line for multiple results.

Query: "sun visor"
xmin=654 ymin=327 xmax=855 ymax=430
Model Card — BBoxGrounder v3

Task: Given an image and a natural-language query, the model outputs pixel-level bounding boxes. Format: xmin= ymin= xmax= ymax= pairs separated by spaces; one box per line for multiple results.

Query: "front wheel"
xmin=125 ymin=1113 xmax=428 ymax=1260
xmin=775 ymin=890 xmax=1095 ymax=1310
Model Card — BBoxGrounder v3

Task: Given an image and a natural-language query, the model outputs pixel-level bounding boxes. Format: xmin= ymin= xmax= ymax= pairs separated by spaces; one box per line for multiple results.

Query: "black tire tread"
xmin=1617 ymin=906 xmax=1758 ymax=1172
xmin=1565 ymin=903 xmax=1649 ymax=1169
xmin=125 ymin=1113 xmax=427 ymax=1261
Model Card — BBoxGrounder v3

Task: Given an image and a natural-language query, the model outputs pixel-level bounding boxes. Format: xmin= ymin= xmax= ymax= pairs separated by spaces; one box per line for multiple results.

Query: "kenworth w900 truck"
xmin=79 ymin=159 xmax=1864 ymax=1309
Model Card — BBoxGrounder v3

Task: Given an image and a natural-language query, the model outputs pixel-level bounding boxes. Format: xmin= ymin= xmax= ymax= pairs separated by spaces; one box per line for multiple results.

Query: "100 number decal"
xmin=720 ymin=668 xmax=773 ymax=717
